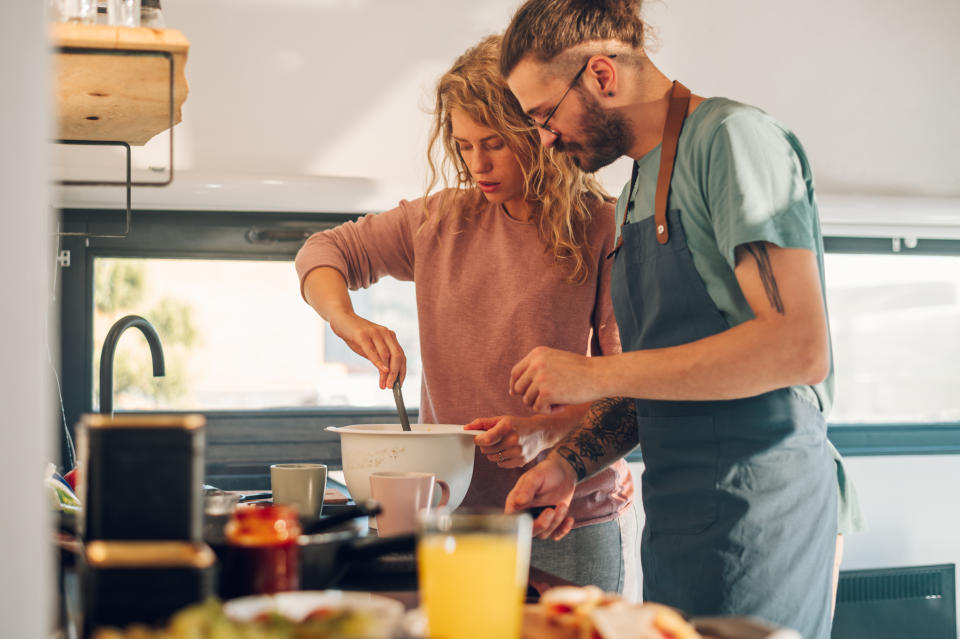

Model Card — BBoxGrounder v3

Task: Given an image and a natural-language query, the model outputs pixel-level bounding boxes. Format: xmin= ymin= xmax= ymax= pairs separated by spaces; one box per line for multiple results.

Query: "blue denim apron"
xmin=609 ymin=82 xmax=837 ymax=639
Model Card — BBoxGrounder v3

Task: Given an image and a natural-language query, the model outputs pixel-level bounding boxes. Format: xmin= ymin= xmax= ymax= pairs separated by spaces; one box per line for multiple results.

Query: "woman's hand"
xmin=328 ymin=310 xmax=406 ymax=389
xmin=466 ymin=415 xmax=556 ymax=468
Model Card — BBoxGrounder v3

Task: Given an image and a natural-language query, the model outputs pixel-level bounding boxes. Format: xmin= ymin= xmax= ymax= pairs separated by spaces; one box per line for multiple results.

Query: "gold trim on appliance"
xmin=80 ymin=414 xmax=205 ymax=430
xmin=85 ymin=541 xmax=215 ymax=568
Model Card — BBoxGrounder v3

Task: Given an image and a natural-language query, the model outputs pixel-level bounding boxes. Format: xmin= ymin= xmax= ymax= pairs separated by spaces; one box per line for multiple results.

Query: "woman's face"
xmin=450 ymin=109 xmax=526 ymax=211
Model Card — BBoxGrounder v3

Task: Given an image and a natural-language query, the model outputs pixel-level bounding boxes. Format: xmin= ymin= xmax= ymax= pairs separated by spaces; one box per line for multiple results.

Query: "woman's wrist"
xmin=534 ymin=408 xmax=582 ymax=449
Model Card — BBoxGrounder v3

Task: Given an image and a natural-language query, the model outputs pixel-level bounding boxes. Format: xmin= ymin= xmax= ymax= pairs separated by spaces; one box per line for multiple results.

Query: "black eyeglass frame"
xmin=529 ymin=54 xmax=617 ymax=137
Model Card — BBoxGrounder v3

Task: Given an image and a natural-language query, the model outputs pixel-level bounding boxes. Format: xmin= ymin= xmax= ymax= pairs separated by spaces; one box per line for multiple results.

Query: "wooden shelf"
xmin=52 ymin=23 xmax=189 ymax=146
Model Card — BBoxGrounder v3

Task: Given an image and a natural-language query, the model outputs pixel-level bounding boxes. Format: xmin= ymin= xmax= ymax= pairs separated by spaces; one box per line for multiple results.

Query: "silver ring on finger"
xmin=497 ymin=451 xmax=504 ymax=463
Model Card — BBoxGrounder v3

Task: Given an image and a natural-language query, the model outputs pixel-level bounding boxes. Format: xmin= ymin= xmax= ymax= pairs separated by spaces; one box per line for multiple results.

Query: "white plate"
xmin=224 ymin=590 xmax=404 ymax=638
xmin=692 ymin=617 xmax=803 ymax=639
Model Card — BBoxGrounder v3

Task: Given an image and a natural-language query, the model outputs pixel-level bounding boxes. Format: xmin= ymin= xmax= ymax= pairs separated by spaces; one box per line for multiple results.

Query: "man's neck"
xmin=622 ymin=65 xmax=677 ymax=160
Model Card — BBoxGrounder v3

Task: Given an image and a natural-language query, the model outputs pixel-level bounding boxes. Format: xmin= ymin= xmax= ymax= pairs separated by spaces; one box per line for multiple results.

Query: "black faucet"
xmin=99 ymin=315 xmax=165 ymax=415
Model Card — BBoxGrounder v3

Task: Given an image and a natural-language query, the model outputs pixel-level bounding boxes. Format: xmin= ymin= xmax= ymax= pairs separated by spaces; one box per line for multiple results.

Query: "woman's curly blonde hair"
xmin=424 ymin=34 xmax=611 ymax=285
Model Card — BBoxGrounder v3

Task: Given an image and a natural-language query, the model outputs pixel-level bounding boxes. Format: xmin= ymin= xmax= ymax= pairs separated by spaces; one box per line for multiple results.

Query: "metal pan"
xmin=299 ymin=530 xmax=417 ymax=590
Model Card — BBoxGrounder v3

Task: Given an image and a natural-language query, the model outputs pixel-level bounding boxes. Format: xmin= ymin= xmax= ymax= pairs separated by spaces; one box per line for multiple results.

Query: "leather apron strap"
xmin=654 ymin=81 xmax=691 ymax=244
xmin=613 ymin=80 xmax=691 ymax=251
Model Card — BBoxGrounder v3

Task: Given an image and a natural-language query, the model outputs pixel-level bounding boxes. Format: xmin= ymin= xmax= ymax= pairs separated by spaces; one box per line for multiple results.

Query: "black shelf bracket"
xmin=54 ymin=46 xmax=176 ymax=239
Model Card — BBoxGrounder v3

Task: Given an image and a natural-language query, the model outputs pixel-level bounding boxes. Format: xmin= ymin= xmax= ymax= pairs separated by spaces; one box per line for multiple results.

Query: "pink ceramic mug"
xmin=369 ymin=471 xmax=450 ymax=536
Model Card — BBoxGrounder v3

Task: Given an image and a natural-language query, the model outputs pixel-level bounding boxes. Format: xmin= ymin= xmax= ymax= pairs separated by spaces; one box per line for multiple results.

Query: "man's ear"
xmin=587 ymin=55 xmax=618 ymax=98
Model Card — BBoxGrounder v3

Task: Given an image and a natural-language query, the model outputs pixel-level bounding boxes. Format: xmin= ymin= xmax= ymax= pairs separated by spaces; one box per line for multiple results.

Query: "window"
xmin=824 ymin=251 xmax=960 ymax=424
xmin=92 ymin=257 xmax=420 ymax=412
xmin=57 ymin=211 xmax=960 ymax=481
xmin=57 ymin=209 xmax=421 ymax=486
xmin=821 ymin=237 xmax=960 ymax=457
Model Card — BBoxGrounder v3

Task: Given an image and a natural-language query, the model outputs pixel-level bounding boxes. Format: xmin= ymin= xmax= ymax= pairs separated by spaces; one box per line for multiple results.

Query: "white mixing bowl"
xmin=326 ymin=424 xmax=477 ymax=510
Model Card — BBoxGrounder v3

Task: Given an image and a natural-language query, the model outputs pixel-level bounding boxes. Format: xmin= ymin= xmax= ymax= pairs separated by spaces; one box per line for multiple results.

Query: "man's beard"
xmin=555 ymin=89 xmax=633 ymax=173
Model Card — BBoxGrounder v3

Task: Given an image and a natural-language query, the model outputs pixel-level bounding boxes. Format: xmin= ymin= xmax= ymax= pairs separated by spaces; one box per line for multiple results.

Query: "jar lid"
xmin=226 ymin=504 xmax=302 ymax=546
xmin=142 ymin=0 xmax=161 ymax=7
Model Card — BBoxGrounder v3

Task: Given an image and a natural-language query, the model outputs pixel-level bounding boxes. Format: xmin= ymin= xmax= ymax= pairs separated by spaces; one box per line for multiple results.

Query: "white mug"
xmin=270 ymin=463 xmax=327 ymax=520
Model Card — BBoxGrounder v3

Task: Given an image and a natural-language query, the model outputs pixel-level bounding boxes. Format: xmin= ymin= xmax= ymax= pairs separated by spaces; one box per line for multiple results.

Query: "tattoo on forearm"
xmin=744 ymin=242 xmax=784 ymax=313
xmin=587 ymin=397 xmax=639 ymax=452
xmin=556 ymin=446 xmax=588 ymax=481
xmin=572 ymin=431 xmax=605 ymax=463
xmin=554 ymin=398 xmax=638 ymax=481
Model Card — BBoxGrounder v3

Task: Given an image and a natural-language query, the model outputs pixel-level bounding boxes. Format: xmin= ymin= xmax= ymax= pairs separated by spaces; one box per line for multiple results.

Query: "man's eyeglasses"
xmin=528 ymin=54 xmax=616 ymax=137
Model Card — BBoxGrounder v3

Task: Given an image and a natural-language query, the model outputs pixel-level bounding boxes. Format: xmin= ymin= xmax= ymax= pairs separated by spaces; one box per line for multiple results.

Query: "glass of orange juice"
xmin=417 ymin=509 xmax=532 ymax=639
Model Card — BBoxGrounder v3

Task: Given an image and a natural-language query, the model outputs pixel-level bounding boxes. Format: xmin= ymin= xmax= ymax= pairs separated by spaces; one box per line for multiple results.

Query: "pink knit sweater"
xmin=295 ymin=189 xmax=633 ymax=526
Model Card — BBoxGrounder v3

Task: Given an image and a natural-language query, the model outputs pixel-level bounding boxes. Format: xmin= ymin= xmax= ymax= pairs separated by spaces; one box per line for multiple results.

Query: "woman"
xmin=295 ymin=35 xmax=637 ymax=595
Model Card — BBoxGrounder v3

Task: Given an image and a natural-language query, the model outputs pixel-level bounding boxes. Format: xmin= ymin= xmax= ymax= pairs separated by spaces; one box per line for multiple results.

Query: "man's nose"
xmin=537 ymin=128 xmax=558 ymax=148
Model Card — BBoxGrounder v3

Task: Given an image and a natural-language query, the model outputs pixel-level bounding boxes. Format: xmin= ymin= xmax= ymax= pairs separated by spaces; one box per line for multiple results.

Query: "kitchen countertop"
xmin=59 ymin=492 xmax=799 ymax=638
xmin=59 ymin=525 xmax=797 ymax=639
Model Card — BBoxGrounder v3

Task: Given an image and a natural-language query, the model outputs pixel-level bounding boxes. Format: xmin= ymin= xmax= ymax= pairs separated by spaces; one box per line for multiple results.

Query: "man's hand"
xmin=465 ymin=415 xmax=551 ymax=468
xmin=505 ymin=455 xmax=578 ymax=540
xmin=328 ymin=311 xmax=406 ymax=389
xmin=509 ymin=346 xmax=604 ymax=413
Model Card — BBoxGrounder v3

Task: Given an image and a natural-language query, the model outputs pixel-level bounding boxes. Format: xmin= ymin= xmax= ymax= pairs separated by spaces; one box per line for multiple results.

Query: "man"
xmin=498 ymin=1 xmax=849 ymax=638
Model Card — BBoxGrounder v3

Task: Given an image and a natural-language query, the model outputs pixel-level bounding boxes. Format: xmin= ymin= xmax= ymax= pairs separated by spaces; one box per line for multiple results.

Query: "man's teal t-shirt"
xmin=614 ymin=97 xmax=834 ymax=416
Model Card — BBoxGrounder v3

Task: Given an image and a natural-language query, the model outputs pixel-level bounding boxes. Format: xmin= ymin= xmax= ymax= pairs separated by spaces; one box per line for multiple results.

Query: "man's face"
xmin=507 ymin=57 xmax=633 ymax=173
xmin=557 ymin=87 xmax=632 ymax=173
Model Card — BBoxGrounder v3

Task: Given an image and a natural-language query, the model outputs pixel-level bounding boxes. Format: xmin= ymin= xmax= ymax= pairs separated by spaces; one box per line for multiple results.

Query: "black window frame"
xmin=57 ymin=209 xmax=960 ymax=484
xmin=57 ymin=208 xmax=420 ymax=488
xmin=816 ymin=235 xmax=960 ymax=457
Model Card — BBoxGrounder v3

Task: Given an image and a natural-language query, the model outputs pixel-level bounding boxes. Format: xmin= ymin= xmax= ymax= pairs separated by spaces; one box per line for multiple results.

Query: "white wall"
xmin=643 ymin=0 xmax=960 ymax=198
xmin=56 ymin=0 xmax=960 ymax=212
xmin=840 ymin=457 xmax=960 ymax=572
xmin=0 ymin=0 xmax=54 ymax=636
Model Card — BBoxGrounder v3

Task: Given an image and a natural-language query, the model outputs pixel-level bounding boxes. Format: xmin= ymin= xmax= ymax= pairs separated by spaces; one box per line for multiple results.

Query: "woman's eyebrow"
xmin=452 ymin=134 xmax=502 ymax=143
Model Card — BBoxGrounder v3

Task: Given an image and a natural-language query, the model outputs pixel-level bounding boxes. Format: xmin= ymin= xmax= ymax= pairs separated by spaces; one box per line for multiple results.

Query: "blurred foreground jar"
xmin=82 ymin=541 xmax=214 ymax=638
xmin=107 ymin=0 xmax=140 ymax=26
xmin=221 ymin=504 xmax=301 ymax=598
xmin=77 ymin=414 xmax=204 ymax=541
xmin=50 ymin=0 xmax=96 ymax=23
